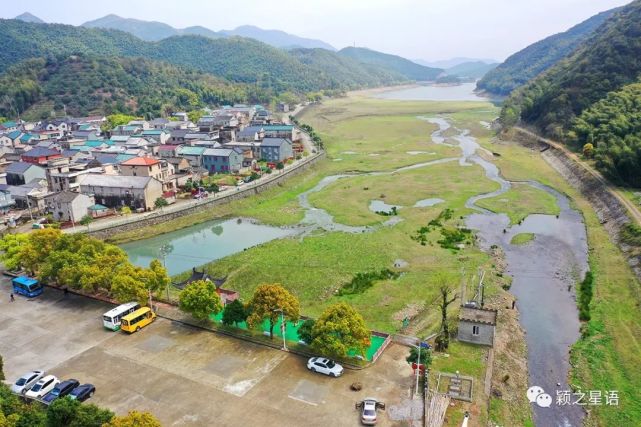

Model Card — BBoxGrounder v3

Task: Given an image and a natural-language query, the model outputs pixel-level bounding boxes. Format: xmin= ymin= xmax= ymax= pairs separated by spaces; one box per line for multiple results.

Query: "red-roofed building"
xmin=119 ymin=156 xmax=163 ymax=181
xmin=21 ymin=147 xmax=62 ymax=165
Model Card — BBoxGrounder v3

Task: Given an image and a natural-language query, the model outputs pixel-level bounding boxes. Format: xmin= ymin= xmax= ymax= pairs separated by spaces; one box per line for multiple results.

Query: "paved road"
xmin=0 ymin=279 xmax=415 ymax=426
xmin=515 ymin=126 xmax=641 ymax=225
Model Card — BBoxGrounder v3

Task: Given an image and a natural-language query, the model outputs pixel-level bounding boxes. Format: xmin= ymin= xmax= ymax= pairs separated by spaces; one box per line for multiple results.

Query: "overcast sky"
xmin=1 ymin=0 xmax=632 ymax=61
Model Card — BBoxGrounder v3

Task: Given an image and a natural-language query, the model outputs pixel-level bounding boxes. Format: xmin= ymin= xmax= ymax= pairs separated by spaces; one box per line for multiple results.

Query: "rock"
xmin=492 ymin=388 xmax=503 ymax=398
xmin=350 ymin=382 xmax=362 ymax=391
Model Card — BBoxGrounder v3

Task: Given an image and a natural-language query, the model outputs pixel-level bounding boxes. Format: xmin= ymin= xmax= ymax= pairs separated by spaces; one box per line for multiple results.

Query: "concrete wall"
xmin=457 ymin=321 xmax=494 ymax=346
xmin=86 ymin=151 xmax=325 ymax=239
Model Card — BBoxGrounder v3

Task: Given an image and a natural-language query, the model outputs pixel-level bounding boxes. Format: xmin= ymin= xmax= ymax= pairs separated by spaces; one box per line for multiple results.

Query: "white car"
xmin=307 ymin=357 xmax=344 ymax=377
xmin=10 ymin=370 xmax=44 ymax=394
xmin=356 ymin=398 xmax=385 ymax=425
xmin=25 ymin=375 xmax=59 ymax=399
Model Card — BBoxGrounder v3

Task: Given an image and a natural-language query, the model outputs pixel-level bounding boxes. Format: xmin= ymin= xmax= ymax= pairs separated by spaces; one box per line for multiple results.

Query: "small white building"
xmin=44 ymin=191 xmax=95 ymax=222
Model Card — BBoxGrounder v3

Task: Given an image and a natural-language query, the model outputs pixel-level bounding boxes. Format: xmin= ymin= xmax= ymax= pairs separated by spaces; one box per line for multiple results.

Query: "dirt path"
xmin=514 ymin=126 xmax=641 ymax=225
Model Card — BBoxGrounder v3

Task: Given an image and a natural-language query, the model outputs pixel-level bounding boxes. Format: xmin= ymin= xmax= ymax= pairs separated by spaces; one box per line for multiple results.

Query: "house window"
xmin=472 ymin=325 xmax=480 ymax=336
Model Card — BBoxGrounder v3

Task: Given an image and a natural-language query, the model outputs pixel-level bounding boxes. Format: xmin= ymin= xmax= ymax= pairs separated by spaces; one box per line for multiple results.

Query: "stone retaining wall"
xmin=511 ymin=129 xmax=641 ymax=280
xmin=87 ymin=151 xmax=325 ymax=240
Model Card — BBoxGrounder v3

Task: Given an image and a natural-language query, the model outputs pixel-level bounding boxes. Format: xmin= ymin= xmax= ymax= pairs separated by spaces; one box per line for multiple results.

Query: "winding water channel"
xmin=123 ymin=113 xmax=588 ymax=426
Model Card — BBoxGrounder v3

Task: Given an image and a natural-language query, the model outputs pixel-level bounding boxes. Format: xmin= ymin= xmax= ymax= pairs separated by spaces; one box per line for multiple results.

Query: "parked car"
xmin=25 ymin=375 xmax=59 ymax=399
xmin=356 ymin=398 xmax=386 ymax=425
xmin=41 ymin=379 xmax=80 ymax=405
xmin=10 ymin=370 xmax=44 ymax=394
xmin=69 ymin=384 xmax=96 ymax=402
xmin=306 ymin=357 xmax=344 ymax=377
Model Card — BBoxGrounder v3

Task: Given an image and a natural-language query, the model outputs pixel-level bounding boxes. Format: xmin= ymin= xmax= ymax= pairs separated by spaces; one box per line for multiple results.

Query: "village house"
xmin=141 ymin=129 xmax=171 ymax=144
xmin=119 ymin=157 xmax=163 ymax=181
xmin=5 ymin=181 xmax=49 ymax=213
xmin=150 ymin=118 xmax=170 ymax=129
xmin=158 ymin=145 xmax=180 ymax=158
xmin=457 ymin=305 xmax=497 ymax=346
xmin=79 ymin=174 xmax=163 ymax=211
xmin=44 ymin=191 xmax=95 ymax=222
xmin=202 ymin=148 xmax=244 ymax=174
xmin=45 ymin=158 xmax=99 ymax=193
xmin=0 ymin=189 xmax=15 ymax=213
xmin=72 ymin=129 xmax=100 ymax=140
xmin=0 ymin=121 xmax=19 ymax=133
xmin=111 ymin=124 xmax=142 ymax=136
xmin=21 ymin=147 xmax=62 ymax=165
xmin=170 ymin=129 xmax=190 ymax=144
xmin=260 ymin=138 xmax=293 ymax=163
xmin=177 ymin=146 xmax=206 ymax=168
xmin=6 ymin=162 xmax=46 ymax=185
xmin=236 ymin=125 xmax=265 ymax=142
xmin=262 ymin=124 xmax=295 ymax=140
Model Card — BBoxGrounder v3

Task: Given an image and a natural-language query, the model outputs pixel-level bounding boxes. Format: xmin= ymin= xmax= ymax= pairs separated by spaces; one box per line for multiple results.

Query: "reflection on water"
xmin=121 ymin=218 xmax=295 ymax=276
xmin=369 ymin=200 xmax=401 ymax=214
xmin=373 ymin=83 xmax=499 ymax=102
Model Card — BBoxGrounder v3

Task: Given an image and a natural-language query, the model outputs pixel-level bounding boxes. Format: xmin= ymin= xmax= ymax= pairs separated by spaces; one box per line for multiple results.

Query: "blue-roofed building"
xmin=141 ymin=129 xmax=170 ymax=144
xmin=177 ymin=146 xmax=206 ymax=168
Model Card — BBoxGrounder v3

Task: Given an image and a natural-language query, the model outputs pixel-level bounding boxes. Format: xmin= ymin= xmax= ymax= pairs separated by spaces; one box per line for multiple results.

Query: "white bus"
xmin=103 ymin=302 xmax=141 ymax=331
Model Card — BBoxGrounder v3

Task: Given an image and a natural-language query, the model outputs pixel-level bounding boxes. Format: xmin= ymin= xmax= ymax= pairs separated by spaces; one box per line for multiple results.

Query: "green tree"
xmin=221 ymin=299 xmax=247 ymax=326
xmin=0 ymin=354 xmax=4 ymax=381
xmin=110 ymin=265 xmax=150 ymax=304
xmin=297 ymin=319 xmax=315 ymax=344
xmin=0 ymin=234 xmax=28 ymax=270
xmin=120 ymin=206 xmax=132 ymax=215
xmin=247 ymin=284 xmax=300 ymax=338
xmin=102 ymin=411 xmax=161 ymax=427
xmin=154 ymin=197 xmax=168 ymax=209
xmin=310 ymin=302 xmax=370 ymax=358
xmin=179 ymin=280 xmax=223 ymax=321
xmin=276 ymin=162 xmax=284 ymax=170
xmin=103 ymin=114 xmax=138 ymax=132
xmin=70 ymin=404 xmax=113 ymax=427
xmin=20 ymin=228 xmax=62 ymax=275
xmin=582 ymin=143 xmax=595 ymax=158
xmin=406 ymin=346 xmax=432 ymax=367
xmin=46 ymin=397 xmax=81 ymax=427
xmin=187 ymin=110 xmax=205 ymax=123
xmin=79 ymin=215 xmax=93 ymax=227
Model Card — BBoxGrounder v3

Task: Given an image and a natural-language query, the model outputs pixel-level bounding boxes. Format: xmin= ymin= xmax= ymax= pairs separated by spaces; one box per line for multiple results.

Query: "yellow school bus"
xmin=120 ymin=307 xmax=156 ymax=333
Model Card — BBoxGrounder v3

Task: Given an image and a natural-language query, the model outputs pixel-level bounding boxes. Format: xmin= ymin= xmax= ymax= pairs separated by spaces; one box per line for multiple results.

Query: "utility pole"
xmin=159 ymin=244 xmax=170 ymax=300
xmin=273 ymin=308 xmax=287 ymax=351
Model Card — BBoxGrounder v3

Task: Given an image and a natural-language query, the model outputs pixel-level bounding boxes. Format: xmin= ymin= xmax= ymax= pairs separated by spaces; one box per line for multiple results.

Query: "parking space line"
xmin=287 ymin=395 xmax=318 ymax=406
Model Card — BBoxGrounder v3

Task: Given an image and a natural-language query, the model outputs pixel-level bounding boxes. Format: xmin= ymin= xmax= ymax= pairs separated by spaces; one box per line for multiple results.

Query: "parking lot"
xmin=1 ymin=277 xmax=415 ymax=426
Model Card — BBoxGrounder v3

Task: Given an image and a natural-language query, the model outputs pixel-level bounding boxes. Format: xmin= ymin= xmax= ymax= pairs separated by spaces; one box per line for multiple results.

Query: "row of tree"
xmin=178 ymin=282 xmax=371 ymax=359
xmin=0 ymin=229 xmax=170 ymax=305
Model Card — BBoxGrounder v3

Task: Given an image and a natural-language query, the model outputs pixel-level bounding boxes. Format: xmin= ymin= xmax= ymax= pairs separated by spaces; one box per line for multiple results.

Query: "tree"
xmin=406 ymin=346 xmax=432 ymax=368
xmin=221 ymin=299 xmax=247 ymax=326
xmin=154 ymin=197 xmax=168 ymax=210
xmin=187 ymin=110 xmax=205 ymax=123
xmin=0 ymin=354 xmax=4 ymax=381
xmin=0 ymin=233 xmax=28 ymax=270
xmin=276 ymin=162 xmax=284 ymax=171
xmin=147 ymin=259 xmax=170 ymax=297
xmin=110 ymin=266 xmax=150 ymax=304
xmin=79 ymin=215 xmax=93 ymax=227
xmin=179 ymin=280 xmax=223 ymax=321
xmin=102 ymin=114 xmax=138 ymax=132
xmin=247 ymin=284 xmax=300 ymax=338
xmin=310 ymin=302 xmax=370 ymax=358
xmin=102 ymin=411 xmax=161 ymax=427
xmin=435 ymin=285 xmax=458 ymax=351
xmin=20 ymin=228 xmax=62 ymax=275
xmin=297 ymin=319 xmax=315 ymax=344
xmin=46 ymin=397 xmax=81 ymax=427
xmin=582 ymin=142 xmax=595 ymax=158
xmin=120 ymin=206 xmax=132 ymax=215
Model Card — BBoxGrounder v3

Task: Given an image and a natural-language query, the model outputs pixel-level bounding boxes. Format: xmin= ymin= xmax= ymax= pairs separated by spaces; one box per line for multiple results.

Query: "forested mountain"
xmin=445 ymin=61 xmax=498 ymax=79
xmin=289 ymin=48 xmax=406 ymax=88
xmin=14 ymin=12 xmax=44 ymax=24
xmin=82 ymin=14 xmax=222 ymax=41
xmin=0 ymin=56 xmax=255 ymax=120
xmin=477 ymin=7 xmax=620 ymax=96
xmin=501 ymin=0 xmax=641 ymax=187
xmin=416 ymin=57 xmax=496 ymax=69
xmin=220 ymin=25 xmax=335 ymax=50
xmin=338 ymin=47 xmax=442 ymax=81
xmin=0 ymin=19 xmax=408 ymax=97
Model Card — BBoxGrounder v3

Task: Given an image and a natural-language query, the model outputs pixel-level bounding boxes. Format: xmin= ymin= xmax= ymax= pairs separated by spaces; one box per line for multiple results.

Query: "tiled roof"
xmin=79 ymin=174 xmax=154 ymax=189
xmin=22 ymin=147 xmax=60 ymax=157
xmin=120 ymin=157 xmax=160 ymax=166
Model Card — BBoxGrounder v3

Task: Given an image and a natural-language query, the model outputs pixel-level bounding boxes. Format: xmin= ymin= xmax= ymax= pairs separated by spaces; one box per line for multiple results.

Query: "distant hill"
xmin=502 ymin=0 xmax=641 ymax=186
xmin=339 ymin=47 xmax=442 ymax=81
xmin=0 ymin=55 xmax=253 ymax=120
xmin=81 ymin=15 xmax=334 ymax=50
xmin=221 ymin=25 xmax=335 ymax=50
xmin=445 ymin=61 xmax=498 ymax=79
xmin=416 ymin=57 xmax=497 ymax=69
xmin=81 ymin=14 xmax=222 ymax=41
xmin=477 ymin=7 xmax=621 ymax=96
xmin=14 ymin=12 xmax=44 ymax=24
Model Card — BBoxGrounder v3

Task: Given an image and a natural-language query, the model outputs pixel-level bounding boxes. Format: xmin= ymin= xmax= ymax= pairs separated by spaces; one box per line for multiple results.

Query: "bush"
xmin=578 ymin=271 xmax=594 ymax=321
xmin=337 ymin=269 xmax=400 ymax=296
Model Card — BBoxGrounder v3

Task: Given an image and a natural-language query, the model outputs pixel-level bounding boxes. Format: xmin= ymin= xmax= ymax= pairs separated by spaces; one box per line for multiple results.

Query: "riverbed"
xmin=372 ymin=82 xmax=498 ymax=102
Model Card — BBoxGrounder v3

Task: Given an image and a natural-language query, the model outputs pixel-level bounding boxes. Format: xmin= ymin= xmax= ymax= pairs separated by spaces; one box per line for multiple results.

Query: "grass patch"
xmin=476 ymin=183 xmax=560 ymax=225
xmin=337 ymin=268 xmax=400 ymax=296
xmin=510 ymin=233 xmax=535 ymax=245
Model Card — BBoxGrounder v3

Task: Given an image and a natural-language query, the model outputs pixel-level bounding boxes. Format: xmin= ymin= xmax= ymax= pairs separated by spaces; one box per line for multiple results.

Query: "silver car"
xmin=10 ymin=370 xmax=44 ymax=394
xmin=356 ymin=398 xmax=385 ymax=425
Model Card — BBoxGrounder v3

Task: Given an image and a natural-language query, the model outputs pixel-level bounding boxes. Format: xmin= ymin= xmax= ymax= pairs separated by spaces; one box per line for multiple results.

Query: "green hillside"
xmin=477 ymin=7 xmax=619 ymax=95
xmin=445 ymin=61 xmax=497 ymax=79
xmin=289 ymin=48 xmax=407 ymax=88
xmin=338 ymin=47 xmax=442 ymax=81
xmin=0 ymin=56 xmax=255 ymax=120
